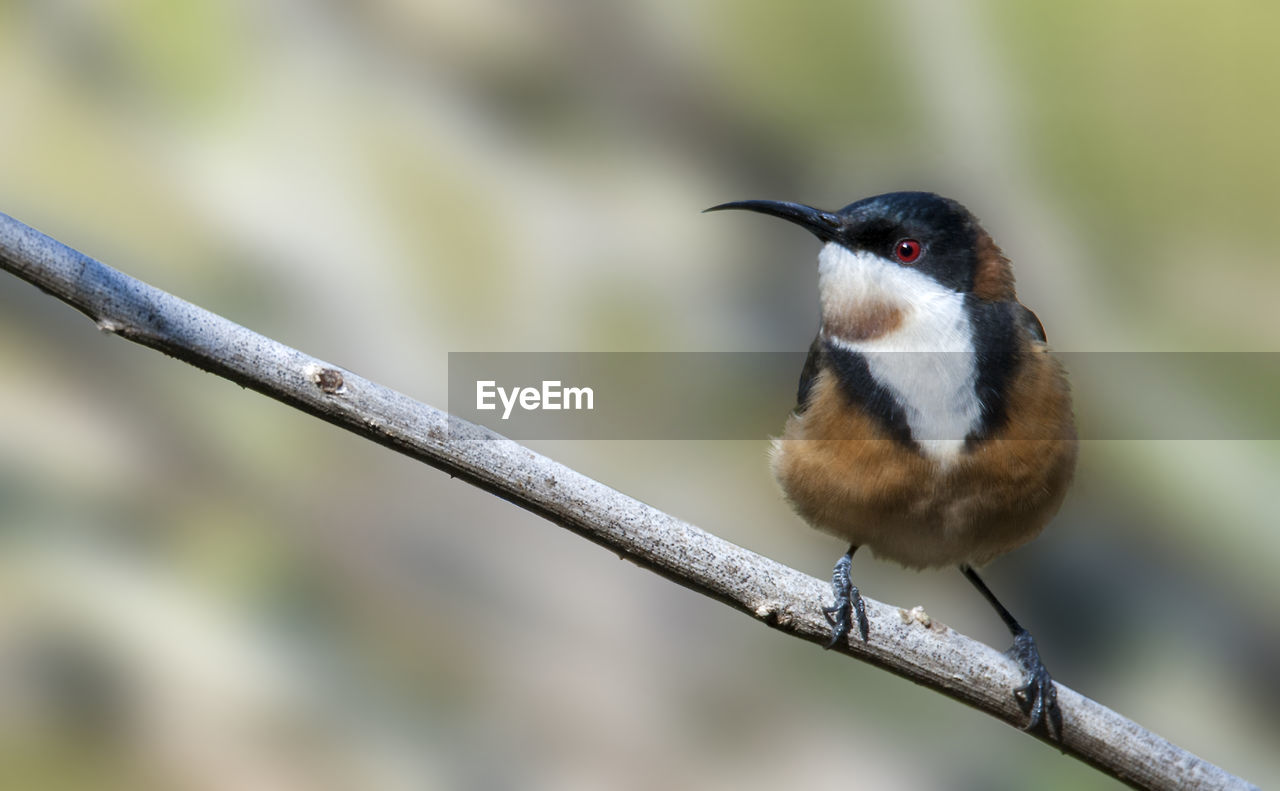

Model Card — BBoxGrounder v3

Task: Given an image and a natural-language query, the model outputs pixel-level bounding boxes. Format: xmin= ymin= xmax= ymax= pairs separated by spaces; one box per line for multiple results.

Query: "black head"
xmin=706 ymin=191 xmax=994 ymax=294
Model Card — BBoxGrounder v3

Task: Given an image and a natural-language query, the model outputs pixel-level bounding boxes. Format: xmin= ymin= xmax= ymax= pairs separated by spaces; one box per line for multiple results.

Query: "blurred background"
xmin=1 ymin=0 xmax=1277 ymax=788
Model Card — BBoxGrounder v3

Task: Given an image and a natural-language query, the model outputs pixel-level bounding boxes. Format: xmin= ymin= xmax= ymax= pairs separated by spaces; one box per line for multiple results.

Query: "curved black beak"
xmin=703 ymin=200 xmax=843 ymax=243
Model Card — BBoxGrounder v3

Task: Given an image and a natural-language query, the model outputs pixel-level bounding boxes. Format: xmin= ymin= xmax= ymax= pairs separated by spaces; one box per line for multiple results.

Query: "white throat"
xmin=817 ymin=243 xmax=982 ymax=463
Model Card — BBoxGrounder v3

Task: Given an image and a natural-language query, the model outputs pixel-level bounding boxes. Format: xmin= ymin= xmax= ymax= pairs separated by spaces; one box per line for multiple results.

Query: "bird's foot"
xmin=1009 ymin=629 xmax=1063 ymax=740
xmin=822 ymin=551 xmax=869 ymax=647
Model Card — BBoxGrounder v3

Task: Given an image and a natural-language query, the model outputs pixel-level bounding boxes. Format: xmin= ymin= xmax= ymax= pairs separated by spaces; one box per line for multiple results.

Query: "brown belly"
xmin=771 ymin=351 xmax=1077 ymax=569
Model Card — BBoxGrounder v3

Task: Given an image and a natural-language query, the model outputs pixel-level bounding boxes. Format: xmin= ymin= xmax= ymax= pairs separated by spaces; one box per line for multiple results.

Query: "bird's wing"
xmin=795 ymin=334 xmax=823 ymax=413
xmin=1014 ymin=302 xmax=1047 ymax=344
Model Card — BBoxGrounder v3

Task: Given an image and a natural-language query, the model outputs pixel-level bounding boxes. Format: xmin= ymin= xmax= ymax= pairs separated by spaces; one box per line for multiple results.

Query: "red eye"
xmin=895 ymin=239 xmax=922 ymax=263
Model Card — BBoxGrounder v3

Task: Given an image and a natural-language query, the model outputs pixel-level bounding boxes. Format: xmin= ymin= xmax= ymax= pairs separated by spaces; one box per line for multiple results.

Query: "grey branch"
xmin=0 ymin=210 xmax=1257 ymax=791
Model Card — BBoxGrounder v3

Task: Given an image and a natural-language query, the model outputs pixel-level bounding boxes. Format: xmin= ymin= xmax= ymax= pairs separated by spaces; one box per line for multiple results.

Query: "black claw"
xmin=821 ymin=602 xmax=847 ymax=648
xmin=823 ymin=549 xmax=869 ymax=648
xmin=1009 ymin=629 xmax=1063 ymax=740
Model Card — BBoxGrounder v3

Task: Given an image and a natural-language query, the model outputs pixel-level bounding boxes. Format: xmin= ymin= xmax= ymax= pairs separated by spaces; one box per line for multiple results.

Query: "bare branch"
xmin=0 ymin=211 xmax=1258 ymax=791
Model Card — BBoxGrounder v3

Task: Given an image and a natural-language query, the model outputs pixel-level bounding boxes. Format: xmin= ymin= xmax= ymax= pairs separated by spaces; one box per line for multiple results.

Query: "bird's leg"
xmin=823 ymin=545 xmax=869 ymax=647
xmin=960 ymin=564 xmax=1063 ymax=740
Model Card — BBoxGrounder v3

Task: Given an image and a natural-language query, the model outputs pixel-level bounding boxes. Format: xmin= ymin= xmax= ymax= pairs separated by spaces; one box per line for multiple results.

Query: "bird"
xmin=706 ymin=191 xmax=1077 ymax=738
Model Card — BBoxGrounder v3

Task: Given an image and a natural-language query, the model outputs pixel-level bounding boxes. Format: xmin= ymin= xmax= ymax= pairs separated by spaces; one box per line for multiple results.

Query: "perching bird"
xmin=707 ymin=192 xmax=1077 ymax=738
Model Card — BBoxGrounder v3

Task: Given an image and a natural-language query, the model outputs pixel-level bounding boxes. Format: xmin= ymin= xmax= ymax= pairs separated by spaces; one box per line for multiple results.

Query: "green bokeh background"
xmin=1 ymin=1 xmax=1277 ymax=788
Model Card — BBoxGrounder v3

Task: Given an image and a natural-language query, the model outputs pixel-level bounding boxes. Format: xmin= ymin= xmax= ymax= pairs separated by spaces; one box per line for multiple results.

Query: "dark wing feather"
xmin=1014 ymin=302 xmax=1047 ymax=344
xmin=795 ymin=334 xmax=823 ymax=413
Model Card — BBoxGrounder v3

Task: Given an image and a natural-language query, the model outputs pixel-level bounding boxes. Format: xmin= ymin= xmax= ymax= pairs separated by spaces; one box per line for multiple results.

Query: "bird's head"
xmin=708 ymin=191 xmax=1015 ymax=296
xmin=707 ymin=191 xmax=1016 ymax=343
